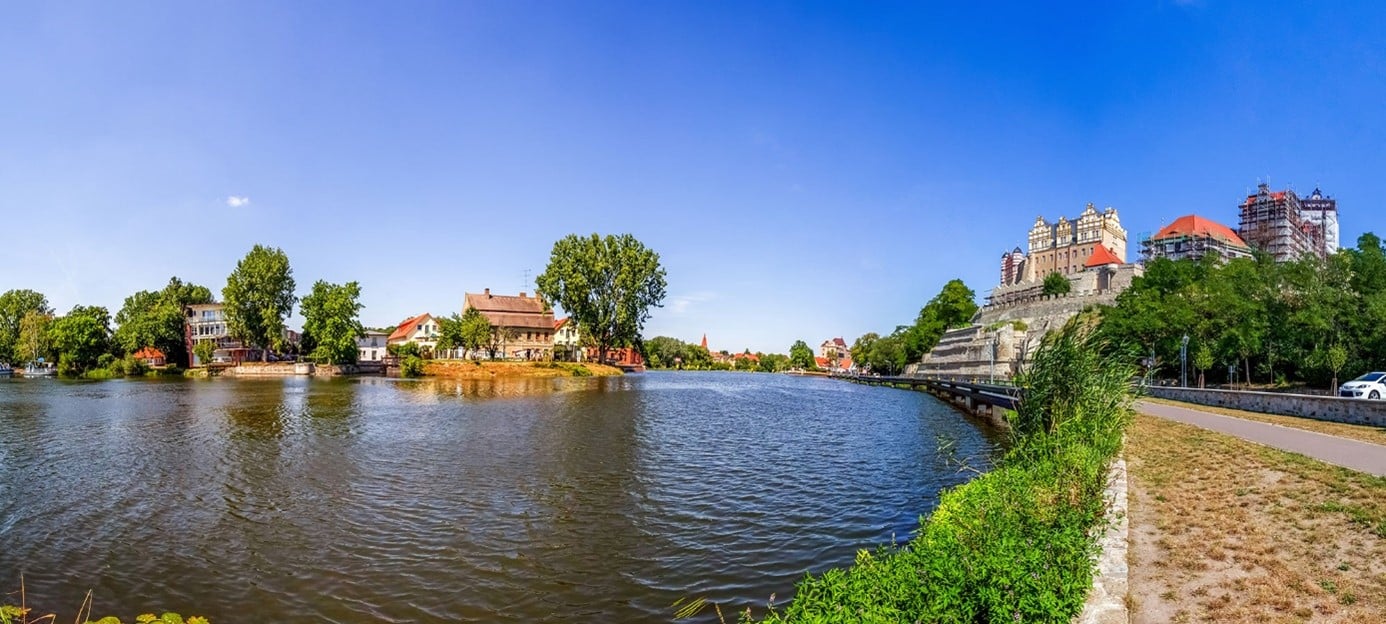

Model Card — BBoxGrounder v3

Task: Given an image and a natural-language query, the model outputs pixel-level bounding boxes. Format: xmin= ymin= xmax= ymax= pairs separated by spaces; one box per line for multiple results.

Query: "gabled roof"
xmin=554 ymin=317 xmax=569 ymax=330
xmin=388 ymin=313 xmax=432 ymax=343
xmin=833 ymin=337 xmax=847 ymax=347
xmin=465 ymin=291 xmax=547 ymax=314
xmin=1084 ymin=245 xmax=1123 ymax=268
xmin=1151 ymin=214 xmax=1250 ymax=249
xmin=133 ymin=347 xmax=165 ymax=359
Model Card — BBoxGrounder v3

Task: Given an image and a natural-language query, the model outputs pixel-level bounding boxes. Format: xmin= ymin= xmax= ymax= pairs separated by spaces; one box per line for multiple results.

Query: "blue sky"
xmin=2 ymin=1 xmax=1382 ymax=353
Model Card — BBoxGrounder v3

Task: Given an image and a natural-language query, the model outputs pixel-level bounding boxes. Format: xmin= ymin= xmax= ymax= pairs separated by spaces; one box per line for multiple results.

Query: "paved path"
xmin=1137 ymin=400 xmax=1386 ymax=477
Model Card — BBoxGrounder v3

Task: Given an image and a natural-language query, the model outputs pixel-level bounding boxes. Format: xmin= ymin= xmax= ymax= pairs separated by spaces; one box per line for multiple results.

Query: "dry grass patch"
xmin=1142 ymin=397 xmax=1386 ymax=447
xmin=1128 ymin=414 xmax=1386 ymax=623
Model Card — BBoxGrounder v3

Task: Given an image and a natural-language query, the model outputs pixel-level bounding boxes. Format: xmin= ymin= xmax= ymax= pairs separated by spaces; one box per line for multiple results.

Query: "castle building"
xmin=1238 ymin=183 xmax=1326 ymax=262
xmin=999 ymin=203 xmax=1126 ymax=286
xmin=1142 ymin=214 xmax=1253 ymax=263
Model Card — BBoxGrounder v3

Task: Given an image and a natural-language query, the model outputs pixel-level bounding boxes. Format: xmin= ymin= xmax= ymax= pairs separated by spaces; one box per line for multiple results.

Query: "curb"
xmin=1075 ymin=454 xmax=1130 ymax=624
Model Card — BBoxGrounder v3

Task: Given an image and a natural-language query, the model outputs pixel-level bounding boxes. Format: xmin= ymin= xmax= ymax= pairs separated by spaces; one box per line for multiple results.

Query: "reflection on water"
xmin=0 ymin=373 xmax=998 ymax=622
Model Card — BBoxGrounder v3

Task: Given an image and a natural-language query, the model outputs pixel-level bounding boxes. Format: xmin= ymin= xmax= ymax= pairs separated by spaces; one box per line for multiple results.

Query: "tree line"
xmin=849 ymin=279 xmax=980 ymax=375
xmin=0 ymin=244 xmax=365 ymax=377
xmin=1099 ymin=233 xmax=1386 ymax=389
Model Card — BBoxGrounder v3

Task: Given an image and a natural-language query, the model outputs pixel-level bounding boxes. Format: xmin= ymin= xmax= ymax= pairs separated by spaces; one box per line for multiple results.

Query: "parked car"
xmin=1339 ymin=372 xmax=1386 ymax=399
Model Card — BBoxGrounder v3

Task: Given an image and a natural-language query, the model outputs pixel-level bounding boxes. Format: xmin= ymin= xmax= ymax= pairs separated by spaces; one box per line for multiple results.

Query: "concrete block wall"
xmin=1146 ymin=386 xmax=1386 ymax=427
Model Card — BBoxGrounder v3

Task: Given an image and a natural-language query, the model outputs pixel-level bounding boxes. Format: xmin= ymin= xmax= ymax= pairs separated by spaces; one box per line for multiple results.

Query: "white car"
xmin=1339 ymin=372 xmax=1386 ymax=399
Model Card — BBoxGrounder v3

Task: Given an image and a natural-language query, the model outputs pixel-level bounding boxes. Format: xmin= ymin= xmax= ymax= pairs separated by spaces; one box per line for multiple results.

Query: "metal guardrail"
xmin=836 ymin=374 xmax=1022 ymax=411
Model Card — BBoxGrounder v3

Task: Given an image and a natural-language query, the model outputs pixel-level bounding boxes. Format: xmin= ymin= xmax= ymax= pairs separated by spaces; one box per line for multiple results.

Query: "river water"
xmin=0 ymin=372 xmax=999 ymax=622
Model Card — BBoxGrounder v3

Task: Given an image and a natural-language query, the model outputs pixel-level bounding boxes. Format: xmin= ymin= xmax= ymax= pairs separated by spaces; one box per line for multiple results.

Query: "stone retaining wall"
xmin=1145 ymin=386 xmax=1386 ymax=427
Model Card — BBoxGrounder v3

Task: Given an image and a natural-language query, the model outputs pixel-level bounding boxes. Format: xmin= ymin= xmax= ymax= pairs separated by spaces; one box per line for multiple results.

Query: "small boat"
xmin=22 ymin=362 xmax=57 ymax=377
xmin=0 ymin=363 xmax=12 ymax=378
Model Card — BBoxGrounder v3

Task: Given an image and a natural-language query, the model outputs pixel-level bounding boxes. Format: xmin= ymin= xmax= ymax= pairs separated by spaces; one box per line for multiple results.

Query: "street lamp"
xmin=1180 ymin=334 xmax=1190 ymax=388
xmin=989 ymin=333 xmax=1000 ymax=384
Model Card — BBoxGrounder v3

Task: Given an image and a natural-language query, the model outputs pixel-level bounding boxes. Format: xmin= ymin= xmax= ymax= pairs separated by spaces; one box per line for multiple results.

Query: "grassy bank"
xmin=1127 ymin=413 xmax=1385 ymax=622
xmin=749 ymin=316 xmax=1134 ymax=624
xmin=422 ymin=360 xmax=623 ymax=379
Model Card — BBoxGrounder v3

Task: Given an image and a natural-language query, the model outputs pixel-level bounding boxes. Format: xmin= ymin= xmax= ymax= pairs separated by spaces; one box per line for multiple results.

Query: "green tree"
xmin=114 ymin=277 xmax=214 ymax=366
xmin=222 ymin=245 xmax=297 ymax=362
xmin=643 ymin=336 xmax=685 ymax=369
xmin=449 ymin=306 xmax=493 ymax=360
xmin=1193 ymin=343 xmax=1213 ymax=389
xmin=193 ymin=339 xmax=216 ymax=368
xmin=850 ymin=333 xmax=879 ymax=368
xmin=48 ymin=305 xmax=113 ymax=375
xmin=1042 ymin=272 xmax=1071 ymax=296
xmin=904 ymin=279 xmax=979 ymax=362
xmin=867 ymin=334 xmax=907 ymax=376
xmin=300 ymin=280 xmax=364 ymax=365
xmin=535 ymin=233 xmax=668 ymax=363
xmin=1324 ymin=344 xmax=1348 ymax=391
xmin=789 ymin=340 xmax=816 ymax=370
xmin=0 ymin=289 xmax=51 ymax=364
xmin=15 ymin=310 xmax=53 ymax=364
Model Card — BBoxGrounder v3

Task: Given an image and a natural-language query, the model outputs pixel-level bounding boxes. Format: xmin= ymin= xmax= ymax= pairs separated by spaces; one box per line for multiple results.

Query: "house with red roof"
xmin=819 ymin=337 xmax=849 ymax=361
xmin=388 ymin=313 xmax=439 ymax=354
xmin=133 ymin=347 xmax=166 ymax=367
xmin=1141 ymin=214 xmax=1253 ymax=263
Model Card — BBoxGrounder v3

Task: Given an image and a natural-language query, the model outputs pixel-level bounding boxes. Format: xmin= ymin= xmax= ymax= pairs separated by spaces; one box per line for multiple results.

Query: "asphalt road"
xmin=1137 ymin=400 xmax=1386 ymax=477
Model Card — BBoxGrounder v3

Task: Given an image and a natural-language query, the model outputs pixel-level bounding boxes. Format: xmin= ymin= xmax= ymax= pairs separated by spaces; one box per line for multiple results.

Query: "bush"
xmin=755 ymin=314 xmax=1134 ymax=624
xmin=0 ymin=605 xmax=210 ymax=624
xmin=568 ymin=364 xmax=592 ymax=377
xmin=121 ymin=356 xmax=149 ymax=377
xmin=400 ymin=355 xmax=425 ymax=378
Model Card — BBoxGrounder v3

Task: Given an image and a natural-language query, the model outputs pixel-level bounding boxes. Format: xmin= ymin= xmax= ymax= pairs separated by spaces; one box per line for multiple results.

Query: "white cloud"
xmin=226 ymin=195 xmax=251 ymax=207
xmin=667 ymin=291 xmax=717 ymax=315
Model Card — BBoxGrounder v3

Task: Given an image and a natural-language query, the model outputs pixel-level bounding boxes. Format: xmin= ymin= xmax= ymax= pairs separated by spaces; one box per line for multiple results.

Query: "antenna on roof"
xmin=522 ymin=269 xmax=532 ymax=293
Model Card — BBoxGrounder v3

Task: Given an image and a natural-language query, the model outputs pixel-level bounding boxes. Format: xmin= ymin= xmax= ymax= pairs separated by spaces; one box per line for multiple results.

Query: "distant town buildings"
xmin=1001 ymin=203 xmax=1127 ymax=286
xmin=1142 ymin=214 xmax=1253 ymax=263
xmin=464 ymin=289 xmax=554 ymax=360
xmin=1238 ymin=183 xmax=1327 ymax=262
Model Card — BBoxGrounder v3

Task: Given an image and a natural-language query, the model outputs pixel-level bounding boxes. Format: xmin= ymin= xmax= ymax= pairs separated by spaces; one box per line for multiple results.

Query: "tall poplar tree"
xmin=222 ymin=245 xmax=297 ymax=362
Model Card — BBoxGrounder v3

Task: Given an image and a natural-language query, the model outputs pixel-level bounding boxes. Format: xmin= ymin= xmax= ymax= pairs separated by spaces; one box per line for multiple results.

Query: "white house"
xmin=387 ymin=313 xmax=439 ymax=354
xmin=357 ymin=330 xmax=389 ymax=362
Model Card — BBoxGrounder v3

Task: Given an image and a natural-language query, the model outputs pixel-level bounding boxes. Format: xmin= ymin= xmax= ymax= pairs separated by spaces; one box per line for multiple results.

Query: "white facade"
xmin=358 ymin=331 xmax=389 ymax=362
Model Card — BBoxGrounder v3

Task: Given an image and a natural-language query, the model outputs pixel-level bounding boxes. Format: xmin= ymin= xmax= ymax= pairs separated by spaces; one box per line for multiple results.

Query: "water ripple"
xmin=0 ymin=373 xmax=999 ymax=622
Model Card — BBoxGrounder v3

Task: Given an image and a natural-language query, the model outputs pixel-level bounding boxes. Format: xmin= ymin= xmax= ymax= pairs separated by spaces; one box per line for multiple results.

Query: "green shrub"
xmin=400 ymin=355 xmax=425 ymax=378
xmin=121 ymin=356 xmax=149 ymax=377
xmin=754 ymin=313 xmax=1133 ymax=624
xmin=568 ymin=364 xmax=592 ymax=377
xmin=1 ymin=604 xmax=209 ymax=624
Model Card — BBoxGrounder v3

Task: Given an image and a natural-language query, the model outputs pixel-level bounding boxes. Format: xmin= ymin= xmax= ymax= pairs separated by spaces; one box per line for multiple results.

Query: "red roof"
xmin=814 ymin=357 xmax=830 ymax=368
xmin=832 ymin=337 xmax=847 ymax=347
xmin=1151 ymin=214 xmax=1249 ymax=248
xmin=554 ymin=317 xmax=569 ymax=330
xmin=133 ymin=347 xmax=165 ymax=359
xmin=389 ymin=313 xmax=432 ymax=343
xmin=1084 ymin=245 xmax=1123 ymax=268
xmin=700 ymin=334 xmax=708 ymax=350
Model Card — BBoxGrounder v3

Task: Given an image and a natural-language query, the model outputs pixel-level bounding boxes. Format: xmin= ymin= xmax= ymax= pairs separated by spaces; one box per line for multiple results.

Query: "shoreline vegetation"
xmin=732 ymin=314 xmax=1136 ymax=624
xmin=423 ymin=360 xmax=623 ymax=379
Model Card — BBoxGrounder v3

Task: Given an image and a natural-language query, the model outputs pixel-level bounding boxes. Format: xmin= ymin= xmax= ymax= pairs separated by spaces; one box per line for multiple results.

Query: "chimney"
xmin=519 ymin=292 xmax=526 ymax=298
xmin=484 ymin=288 xmax=491 ymax=298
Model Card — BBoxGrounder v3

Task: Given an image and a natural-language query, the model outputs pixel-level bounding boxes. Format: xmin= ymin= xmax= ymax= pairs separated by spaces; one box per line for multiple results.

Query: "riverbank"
xmin=1127 ymin=413 xmax=1386 ymax=622
xmin=423 ymin=360 xmax=623 ymax=379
